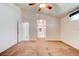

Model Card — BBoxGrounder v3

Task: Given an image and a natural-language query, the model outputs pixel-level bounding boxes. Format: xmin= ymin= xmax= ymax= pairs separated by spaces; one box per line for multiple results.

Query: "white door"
xmin=37 ymin=19 xmax=46 ymax=39
xmin=19 ymin=22 xmax=29 ymax=42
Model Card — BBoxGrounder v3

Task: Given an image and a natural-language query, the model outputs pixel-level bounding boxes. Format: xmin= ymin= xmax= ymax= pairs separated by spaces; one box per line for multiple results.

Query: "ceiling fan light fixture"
xmin=39 ymin=4 xmax=46 ymax=8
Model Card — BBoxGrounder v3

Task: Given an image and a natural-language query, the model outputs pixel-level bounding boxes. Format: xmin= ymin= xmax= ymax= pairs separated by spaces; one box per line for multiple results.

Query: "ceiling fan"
xmin=28 ymin=3 xmax=53 ymax=11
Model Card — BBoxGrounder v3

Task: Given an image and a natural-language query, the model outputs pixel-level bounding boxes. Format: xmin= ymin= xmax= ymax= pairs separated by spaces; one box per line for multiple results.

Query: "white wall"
xmin=22 ymin=11 xmax=60 ymax=40
xmin=0 ymin=4 xmax=21 ymax=52
xmin=61 ymin=15 xmax=79 ymax=49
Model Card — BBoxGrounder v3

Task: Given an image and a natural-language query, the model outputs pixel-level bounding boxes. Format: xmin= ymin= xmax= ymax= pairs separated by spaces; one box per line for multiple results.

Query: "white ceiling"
xmin=15 ymin=3 xmax=79 ymax=18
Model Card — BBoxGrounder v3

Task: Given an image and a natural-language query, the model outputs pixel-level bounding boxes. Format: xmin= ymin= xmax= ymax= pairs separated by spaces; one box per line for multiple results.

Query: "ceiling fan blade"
xmin=38 ymin=8 xmax=41 ymax=11
xmin=47 ymin=6 xmax=52 ymax=10
xmin=29 ymin=3 xmax=36 ymax=6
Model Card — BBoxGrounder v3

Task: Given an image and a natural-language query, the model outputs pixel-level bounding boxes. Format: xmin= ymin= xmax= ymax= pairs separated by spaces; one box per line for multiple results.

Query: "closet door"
xmin=19 ymin=22 xmax=29 ymax=42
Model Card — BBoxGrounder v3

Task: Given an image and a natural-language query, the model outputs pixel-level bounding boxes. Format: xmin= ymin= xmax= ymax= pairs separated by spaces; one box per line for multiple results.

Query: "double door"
xmin=37 ymin=19 xmax=46 ymax=39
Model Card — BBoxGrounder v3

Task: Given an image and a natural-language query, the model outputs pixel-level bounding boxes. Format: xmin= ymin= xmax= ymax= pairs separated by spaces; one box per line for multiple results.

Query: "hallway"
xmin=0 ymin=40 xmax=79 ymax=56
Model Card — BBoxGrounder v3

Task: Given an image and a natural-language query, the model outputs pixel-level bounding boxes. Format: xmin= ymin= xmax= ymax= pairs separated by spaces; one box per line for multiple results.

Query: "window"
xmin=69 ymin=10 xmax=79 ymax=21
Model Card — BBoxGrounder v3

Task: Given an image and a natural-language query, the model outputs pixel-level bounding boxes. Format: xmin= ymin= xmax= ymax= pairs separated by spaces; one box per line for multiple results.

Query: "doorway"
xmin=18 ymin=22 xmax=29 ymax=42
xmin=37 ymin=19 xmax=46 ymax=39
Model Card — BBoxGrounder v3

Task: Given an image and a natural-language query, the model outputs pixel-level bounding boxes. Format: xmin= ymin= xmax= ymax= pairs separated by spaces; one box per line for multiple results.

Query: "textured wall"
xmin=0 ymin=4 xmax=21 ymax=52
xmin=61 ymin=15 xmax=79 ymax=49
xmin=22 ymin=11 xmax=60 ymax=40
